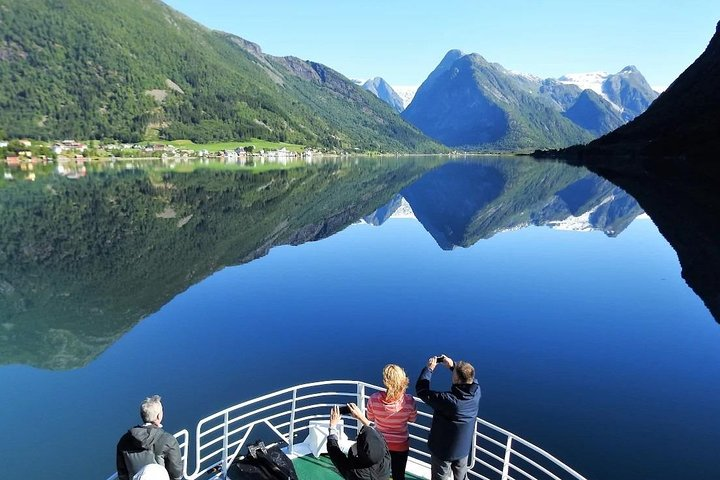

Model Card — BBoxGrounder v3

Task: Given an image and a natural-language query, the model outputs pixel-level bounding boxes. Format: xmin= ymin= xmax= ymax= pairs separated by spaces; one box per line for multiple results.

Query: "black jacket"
xmin=327 ymin=425 xmax=391 ymax=480
xmin=116 ymin=424 xmax=183 ymax=480
xmin=416 ymin=366 xmax=481 ymax=461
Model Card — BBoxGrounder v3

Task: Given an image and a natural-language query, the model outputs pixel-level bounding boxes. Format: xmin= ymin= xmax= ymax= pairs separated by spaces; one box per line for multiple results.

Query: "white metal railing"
xmin=106 ymin=380 xmax=587 ymax=480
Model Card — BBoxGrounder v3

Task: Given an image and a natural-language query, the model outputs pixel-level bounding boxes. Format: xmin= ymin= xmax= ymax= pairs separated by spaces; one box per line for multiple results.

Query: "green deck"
xmin=292 ymin=454 xmax=424 ymax=480
xmin=292 ymin=455 xmax=342 ymax=479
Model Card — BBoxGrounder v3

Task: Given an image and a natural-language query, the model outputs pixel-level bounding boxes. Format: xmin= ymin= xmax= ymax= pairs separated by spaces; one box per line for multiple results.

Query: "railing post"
xmin=356 ymin=383 xmax=366 ymax=433
xmin=468 ymin=420 xmax=478 ymax=469
xmin=501 ymin=436 xmax=513 ymax=480
xmin=288 ymin=388 xmax=297 ymax=455
xmin=221 ymin=412 xmax=229 ymax=479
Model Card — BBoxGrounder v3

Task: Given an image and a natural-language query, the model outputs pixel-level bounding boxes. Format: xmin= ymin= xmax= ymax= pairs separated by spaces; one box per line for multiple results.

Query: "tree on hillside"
xmin=6 ymin=140 xmax=25 ymax=154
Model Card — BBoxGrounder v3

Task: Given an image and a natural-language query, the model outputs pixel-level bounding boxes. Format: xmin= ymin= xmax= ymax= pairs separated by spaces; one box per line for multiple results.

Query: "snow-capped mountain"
xmin=362 ymin=77 xmax=405 ymax=113
xmin=358 ymin=79 xmax=418 ymax=112
xmin=361 ymin=194 xmax=415 ymax=226
xmin=392 ymin=85 xmax=419 ymax=110
xmin=559 ymin=67 xmax=659 ymax=120
xmin=559 ymin=71 xmax=610 ymax=97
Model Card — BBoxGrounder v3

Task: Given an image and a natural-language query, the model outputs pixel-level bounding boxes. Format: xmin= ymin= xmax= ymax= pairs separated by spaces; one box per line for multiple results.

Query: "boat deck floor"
xmin=292 ymin=454 xmax=426 ymax=480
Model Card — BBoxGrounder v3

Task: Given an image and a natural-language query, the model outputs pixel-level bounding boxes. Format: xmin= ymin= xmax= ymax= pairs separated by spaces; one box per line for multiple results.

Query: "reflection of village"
xmin=2 ymin=139 xmax=321 ymax=181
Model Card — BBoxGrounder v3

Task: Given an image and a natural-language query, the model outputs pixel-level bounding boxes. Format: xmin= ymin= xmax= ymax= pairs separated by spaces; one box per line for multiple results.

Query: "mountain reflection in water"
xmin=0 ymin=157 xmax=440 ymax=369
xmin=582 ymin=156 xmax=720 ymax=323
xmin=4 ymin=154 xmax=720 ymax=373
xmin=365 ymin=159 xmax=642 ymax=249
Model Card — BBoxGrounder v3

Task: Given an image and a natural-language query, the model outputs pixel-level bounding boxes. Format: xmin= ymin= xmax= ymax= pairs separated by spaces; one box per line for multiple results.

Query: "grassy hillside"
xmin=0 ymin=0 xmax=441 ymax=152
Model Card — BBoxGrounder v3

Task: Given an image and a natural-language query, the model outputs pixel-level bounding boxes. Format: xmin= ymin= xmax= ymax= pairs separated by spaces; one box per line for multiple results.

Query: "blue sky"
xmin=164 ymin=0 xmax=719 ymax=89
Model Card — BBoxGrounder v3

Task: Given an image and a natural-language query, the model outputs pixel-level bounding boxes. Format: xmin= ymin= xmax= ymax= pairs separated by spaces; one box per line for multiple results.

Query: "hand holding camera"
xmin=333 ymin=403 xmax=371 ymax=427
xmin=428 ymin=354 xmax=454 ymax=370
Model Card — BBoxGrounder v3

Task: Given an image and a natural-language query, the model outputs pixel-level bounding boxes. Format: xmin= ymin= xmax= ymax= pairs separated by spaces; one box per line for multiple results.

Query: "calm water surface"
xmin=0 ymin=156 xmax=718 ymax=480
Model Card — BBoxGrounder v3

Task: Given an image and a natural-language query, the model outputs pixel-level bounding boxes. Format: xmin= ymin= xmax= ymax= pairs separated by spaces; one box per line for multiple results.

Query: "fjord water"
xmin=0 ymin=157 xmax=718 ymax=480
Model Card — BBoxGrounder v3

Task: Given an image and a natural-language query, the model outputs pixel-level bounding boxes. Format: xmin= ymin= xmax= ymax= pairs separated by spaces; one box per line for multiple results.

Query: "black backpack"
xmin=227 ymin=441 xmax=298 ymax=480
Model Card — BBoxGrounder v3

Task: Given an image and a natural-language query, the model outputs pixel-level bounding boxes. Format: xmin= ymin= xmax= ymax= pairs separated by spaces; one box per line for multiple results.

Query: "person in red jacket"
xmin=366 ymin=364 xmax=417 ymax=480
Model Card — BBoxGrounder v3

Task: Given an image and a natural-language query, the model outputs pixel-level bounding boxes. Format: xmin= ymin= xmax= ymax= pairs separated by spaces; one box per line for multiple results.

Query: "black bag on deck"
xmin=227 ymin=440 xmax=298 ymax=480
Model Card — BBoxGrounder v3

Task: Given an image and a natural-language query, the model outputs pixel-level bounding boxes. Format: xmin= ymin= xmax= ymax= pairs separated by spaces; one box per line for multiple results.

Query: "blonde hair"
xmin=383 ymin=364 xmax=409 ymax=402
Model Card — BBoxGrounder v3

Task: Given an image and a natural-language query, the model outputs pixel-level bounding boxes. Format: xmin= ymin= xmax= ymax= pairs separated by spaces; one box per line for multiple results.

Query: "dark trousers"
xmin=390 ymin=449 xmax=409 ymax=480
xmin=430 ymin=454 xmax=469 ymax=480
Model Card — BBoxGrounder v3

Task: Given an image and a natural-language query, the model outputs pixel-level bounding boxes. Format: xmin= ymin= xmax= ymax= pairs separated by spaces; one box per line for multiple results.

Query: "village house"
xmin=61 ymin=140 xmax=87 ymax=151
xmin=5 ymin=156 xmax=20 ymax=167
xmin=53 ymin=140 xmax=88 ymax=154
xmin=222 ymin=150 xmax=238 ymax=162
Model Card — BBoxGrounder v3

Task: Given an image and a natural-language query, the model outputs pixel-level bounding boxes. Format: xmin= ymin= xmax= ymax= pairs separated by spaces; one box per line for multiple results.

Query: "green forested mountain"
xmin=402 ymin=52 xmax=595 ymax=151
xmin=402 ymin=49 xmax=661 ymax=152
xmin=0 ymin=0 xmax=440 ymax=152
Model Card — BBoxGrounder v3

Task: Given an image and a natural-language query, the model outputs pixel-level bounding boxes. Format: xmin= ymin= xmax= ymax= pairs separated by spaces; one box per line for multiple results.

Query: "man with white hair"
xmin=116 ymin=395 xmax=183 ymax=480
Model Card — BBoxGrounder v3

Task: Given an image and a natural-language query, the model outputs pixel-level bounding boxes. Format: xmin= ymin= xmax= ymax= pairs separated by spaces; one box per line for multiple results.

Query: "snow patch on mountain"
xmin=558 ymin=72 xmax=609 ymax=95
xmin=510 ymin=70 xmax=543 ymax=82
xmin=547 ymin=194 xmax=615 ymax=232
xmin=559 ymin=71 xmax=624 ymax=112
xmin=392 ymin=85 xmax=419 ymax=109
xmin=389 ymin=197 xmax=416 ymax=219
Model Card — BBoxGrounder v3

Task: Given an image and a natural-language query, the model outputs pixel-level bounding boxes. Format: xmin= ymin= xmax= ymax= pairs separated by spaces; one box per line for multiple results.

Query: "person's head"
xmin=140 ymin=395 xmax=164 ymax=425
xmin=452 ymin=361 xmax=475 ymax=385
xmin=349 ymin=426 xmax=388 ymax=469
xmin=382 ymin=364 xmax=409 ymax=402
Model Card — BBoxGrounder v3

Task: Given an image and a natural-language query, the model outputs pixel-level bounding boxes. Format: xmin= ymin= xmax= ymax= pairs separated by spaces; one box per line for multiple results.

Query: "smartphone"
xmin=338 ymin=405 xmax=351 ymax=415
xmin=435 ymin=356 xmax=446 ymax=363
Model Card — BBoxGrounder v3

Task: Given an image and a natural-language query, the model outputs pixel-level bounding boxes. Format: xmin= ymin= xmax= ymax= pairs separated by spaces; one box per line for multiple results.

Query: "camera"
xmin=338 ymin=405 xmax=351 ymax=415
xmin=435 ymin=355 xmax=446 ymax=363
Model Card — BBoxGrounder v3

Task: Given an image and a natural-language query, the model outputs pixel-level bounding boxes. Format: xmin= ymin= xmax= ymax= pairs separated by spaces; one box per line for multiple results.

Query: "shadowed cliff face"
xmin=398 ymin=158 xmax=643 ymax=249
xmin=0 ymin=158 xmax=440 ymax=370
xmin=587 ymin=158 xmax=720 ymax=323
